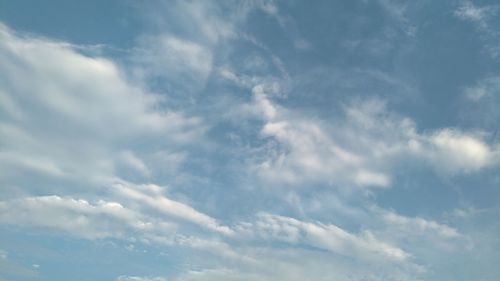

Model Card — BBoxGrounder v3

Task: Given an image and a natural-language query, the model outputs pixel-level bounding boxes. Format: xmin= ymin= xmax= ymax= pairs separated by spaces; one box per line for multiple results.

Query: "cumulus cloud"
xmin=244 ymin=85 xmax=498 ymax=188
xmin=248 ymin=85 xmax=391 ymax=187
xmin=419 ymin=129 xmax=493 ymax=173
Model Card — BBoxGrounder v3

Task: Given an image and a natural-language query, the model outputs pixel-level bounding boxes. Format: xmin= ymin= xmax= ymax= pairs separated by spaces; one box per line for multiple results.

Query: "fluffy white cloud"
xmin=244 ymin=85 xmax=498 ymax=187
xmin=420 ymin=129 xmax=493 ymax=173
xmin=248 ymin=85 xmax=391 ymax=187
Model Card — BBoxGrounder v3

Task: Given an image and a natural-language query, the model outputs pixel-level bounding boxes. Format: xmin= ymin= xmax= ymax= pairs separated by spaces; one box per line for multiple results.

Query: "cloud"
xmin=168 ymin=256 xmax=423 ymax=281
xmin=243 ymin=84 xmax=498 ymax=188
xmin=454 ymin=1 xmax=500 ymax=58
xmin=139 ymin=1 xmax=234 ymax=45
xmin=0 ymin=189 xmax=233 ymax=244
xmin=119 ymin=151 xmax=151 ymax=177
xmin=377 ymin=0 xmax=417 ymax=36
xmin=367 ymin=207 xmax=468 ymax=253
xmin=110 ymin=180 xmax=234 ymax=235
xmin=163 ymin=208 xmax=466 ymax=281
xmin=0 ymin=248 xmax=37 ymax=279
xmin=454 ymin=1 xmax=489 ymax=24
xmin=379 ymin=209 xmax=460 ymax=239
xmin=117 ymin=276 xmax=167 ymax=281
xmin=247 ymin=85 xmax=391 ymax=187
xmin=344 ymin=99 xmax=497 ymax=175
xmin=163 ymin=238 xmax=423 ymax=281
xmin=0 ymin=22 xmax=234 ymax=247
xmin=237 ymin=213 xmax=409 ymax=261
xmin=0 ymin=196 xmax=161 ymax=240
xmin=0 ymin=23 xmax=203 ymax=186
xmin=131 ymin=34 xmax=213 ymax=92
xmin=459 ymin=76 xmax=500 ymax=130
xmin=1 ymin=2 xmax=499 ymax=279
xmin=463 ymin=76 xmax=500 ymax=102
xmin=421 ymin=129 xmax=493 ymax=173
xmin=129 ymin=0 xmax=288 ymax=94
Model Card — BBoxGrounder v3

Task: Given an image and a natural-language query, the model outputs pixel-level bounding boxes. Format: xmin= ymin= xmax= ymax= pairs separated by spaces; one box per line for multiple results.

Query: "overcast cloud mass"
xmin=1 ymin=1 xmax=500 ymax=280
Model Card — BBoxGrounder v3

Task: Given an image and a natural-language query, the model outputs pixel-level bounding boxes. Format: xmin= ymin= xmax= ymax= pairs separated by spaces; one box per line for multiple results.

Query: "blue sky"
xmin=0 ymin=0 xmax=499 ymax=280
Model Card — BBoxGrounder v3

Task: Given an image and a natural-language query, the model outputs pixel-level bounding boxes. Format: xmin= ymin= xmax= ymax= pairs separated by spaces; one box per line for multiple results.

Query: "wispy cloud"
xmin=240 ymin=84 xmax=498 ymax=188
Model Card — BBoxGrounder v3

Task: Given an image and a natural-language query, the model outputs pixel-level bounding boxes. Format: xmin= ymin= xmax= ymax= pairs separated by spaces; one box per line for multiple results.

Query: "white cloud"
xmin=0 ymin=190 xmax=234 ymax=247
xmin=110 ymin=180 xmax=234 ymax=235
xmin=165 ymin=208 xmax=467 ymax=281
xmin=132 ymin=35 xmax=213 ymax=89
xmin=165 ymin=241 xmax=424 ymax=281
xmin=345 ymin=99 xmax=497 ymax=175
xmin=0 ymin=247 xmax=37 ymax=279
xmin=0 ymin=3 xmax=497 ymax=279
xmin=453 ymin=1 xmax=500 ymax=58
xmin=0 ymin=250 xmax=7 ymax=260
xmin=237 ymin=213 xmax=409 ymax=262
xmin=151 ymin=1 xmax=234 ymax=44
xmin=460 ymin=76 xmax=500 ymax=130
xmin=422 ymin=129 xmax=492 ymax=173
xmin=119 ymin=151 xmax=151 ymax=177
xmin=0 ymin=23 xmax=232 ymax=246
xmin=465 ymin=85 xmax=488 ymax=101
xmin=244 ymin=86 xmax=498 ymax=187
xmin=377 ymin=0 xmax=417 ymax=36
xmin=381 ymin=210 xmax=460 ymax=239
xmin=248 ymin=86 xmax=391 ymax=187
xmin=0 ymin=195 xmax=169 ymax=240
xmin=0 ymin=23 xmax=203 ymax=189
xmin=117 ymin=276 xmax=167 ymax=281
xmin=454 ymin=1 xmax=489 ymax=23
xmin=463 ymin=76 xmax=500 ymax=101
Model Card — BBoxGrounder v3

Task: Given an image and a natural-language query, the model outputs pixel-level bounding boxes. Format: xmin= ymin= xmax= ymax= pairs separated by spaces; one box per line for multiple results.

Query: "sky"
xmin=0 ymin=0 xmax=499 ymax=280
